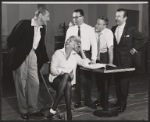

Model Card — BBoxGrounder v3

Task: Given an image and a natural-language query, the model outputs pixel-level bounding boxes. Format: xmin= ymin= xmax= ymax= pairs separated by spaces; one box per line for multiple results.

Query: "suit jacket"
xmin=111 ymin=23 xmax=148 ymax=68
xmin=6 ymin=19 xmax=49 ymax=70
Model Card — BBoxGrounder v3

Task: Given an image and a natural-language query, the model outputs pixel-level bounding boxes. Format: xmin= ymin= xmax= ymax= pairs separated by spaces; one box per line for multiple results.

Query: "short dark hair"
xmin=117 ymin=8 xmax=128 ymax=18
xmin=74 ymin=9 xmax=84 ymax=16
xmin=97 ymin=16 xmax=109 ymax=25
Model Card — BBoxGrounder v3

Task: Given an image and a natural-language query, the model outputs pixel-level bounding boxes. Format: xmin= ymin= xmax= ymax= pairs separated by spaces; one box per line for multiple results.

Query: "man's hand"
xmin=69 ymin=70 xmax=74 ymax=80
xmin=60 ymin=71 xmax=65 ymax=75
xmin=107 ymin=63 xmax=117 ymax=68
xmin=90 ymin=59 xmax=96 ymax=64
xmin=130 ymin=48 xmax=138 ymax=55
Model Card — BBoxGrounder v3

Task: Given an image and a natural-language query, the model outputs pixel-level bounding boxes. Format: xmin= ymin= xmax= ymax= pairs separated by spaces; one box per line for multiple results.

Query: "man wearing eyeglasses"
xmin=65 ymin=9 xmax=97 ymax=109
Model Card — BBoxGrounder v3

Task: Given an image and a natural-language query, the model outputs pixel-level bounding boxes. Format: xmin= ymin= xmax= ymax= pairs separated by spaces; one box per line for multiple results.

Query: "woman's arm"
xmin=50 ymin=51 xmax=63 ymax=76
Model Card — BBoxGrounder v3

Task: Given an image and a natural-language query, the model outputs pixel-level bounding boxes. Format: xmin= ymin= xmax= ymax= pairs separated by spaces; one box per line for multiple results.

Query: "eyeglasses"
xmin=72 ymin=16 xmax=82 ymax=19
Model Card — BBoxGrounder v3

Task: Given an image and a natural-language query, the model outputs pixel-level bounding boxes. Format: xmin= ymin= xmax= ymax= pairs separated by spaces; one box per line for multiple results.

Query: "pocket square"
xmin=124 ymin=35 xmax=130 ymax=37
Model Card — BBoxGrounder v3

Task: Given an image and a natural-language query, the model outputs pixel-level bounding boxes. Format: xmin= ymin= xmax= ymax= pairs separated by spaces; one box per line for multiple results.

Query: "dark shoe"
xmin=118 ymin=105 xmax=126 ymax=113
xmin=74 ymin=102 xmax=81 ymax=108
xmin=93 ymin=99 xmax=101 ymax=107
xmin=21 ymin=113 xmax=29 ymax=120
xmin=29 ymin=112 xmax=44 ymax=119
xmin=47 ymin=112 xmax=54 ymax=119
xmin=85 ymin=103 xmax=97 ymax=109
xmin=111 ymin=103 xmax=120 ymax=108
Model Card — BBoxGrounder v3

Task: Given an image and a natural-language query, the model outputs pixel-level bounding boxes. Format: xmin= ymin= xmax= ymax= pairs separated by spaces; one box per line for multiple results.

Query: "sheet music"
xmin=84 ymin=63 xmax=106 ymax=69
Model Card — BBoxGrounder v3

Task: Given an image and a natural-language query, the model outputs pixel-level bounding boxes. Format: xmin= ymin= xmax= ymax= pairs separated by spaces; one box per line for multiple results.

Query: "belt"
xmin=83 ymin=50 xmax=90 ymax=53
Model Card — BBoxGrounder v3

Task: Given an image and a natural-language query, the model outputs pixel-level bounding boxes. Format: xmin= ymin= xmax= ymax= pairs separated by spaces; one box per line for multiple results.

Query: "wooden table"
xmin=80 ymin=66 xmax=135 ymax=117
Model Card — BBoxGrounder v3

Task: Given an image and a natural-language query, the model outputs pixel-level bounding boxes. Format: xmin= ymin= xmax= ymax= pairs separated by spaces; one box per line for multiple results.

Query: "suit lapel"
xmin=113 ymin=26 xmax=118 ymax=45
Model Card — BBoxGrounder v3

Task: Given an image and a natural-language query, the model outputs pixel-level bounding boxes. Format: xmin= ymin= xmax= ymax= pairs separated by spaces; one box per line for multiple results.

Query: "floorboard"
xmin=1 ymin=73 xmax=149 ymax=121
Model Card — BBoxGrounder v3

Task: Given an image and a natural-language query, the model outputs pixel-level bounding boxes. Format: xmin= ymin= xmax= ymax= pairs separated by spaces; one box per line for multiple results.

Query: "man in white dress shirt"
xmin=65 ymin=9 xmax=97 ymax=109
xmin=93 ymin=16 xmax=114 ymax=107
xmin=6 ymin=8 xmax=50 ymax=120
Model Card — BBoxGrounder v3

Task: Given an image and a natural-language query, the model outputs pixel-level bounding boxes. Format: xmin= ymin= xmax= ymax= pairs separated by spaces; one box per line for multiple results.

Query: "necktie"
xmin=97 ymin=33 xmax=101 ymax=60
xmin=116 ymin=26 xmax=120 ymax=44
xmin=78 ymin=26 xmax=81 ymax=37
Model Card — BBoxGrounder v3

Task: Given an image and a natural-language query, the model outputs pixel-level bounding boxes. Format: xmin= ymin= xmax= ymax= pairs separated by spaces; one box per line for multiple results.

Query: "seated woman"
xmin=47 ymin=36 xmax=90 ymax=121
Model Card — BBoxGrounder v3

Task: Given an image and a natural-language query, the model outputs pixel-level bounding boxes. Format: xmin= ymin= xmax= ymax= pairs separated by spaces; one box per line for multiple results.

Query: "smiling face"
xmin=95 ymin=19 xmax=106 ymax=32
xmin=65 ymin=38 xmax=75 ymax=49
xmin=72 ymin=12 xmax=84 ymax=26
xmin=115 ymin=11 xmax=127 ymax=26
xmin=65 ymin=36 xmax=81 ymax=53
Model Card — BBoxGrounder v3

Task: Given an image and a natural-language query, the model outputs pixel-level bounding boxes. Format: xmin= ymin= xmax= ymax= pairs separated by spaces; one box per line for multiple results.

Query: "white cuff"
xmin=50 ymin=108 xmax=56 ymax=114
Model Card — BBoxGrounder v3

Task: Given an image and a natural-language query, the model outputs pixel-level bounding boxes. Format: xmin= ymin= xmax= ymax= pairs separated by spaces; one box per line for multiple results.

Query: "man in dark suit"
xmin=6 ymin=7 xmax=50 ymax=120
xmin=111 ymin=8 xmax=148 ymax=112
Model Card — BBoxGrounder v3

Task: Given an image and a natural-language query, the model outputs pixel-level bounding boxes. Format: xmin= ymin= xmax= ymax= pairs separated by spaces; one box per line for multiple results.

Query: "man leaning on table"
xmin=93 ymin=16 xmax=114 ymax=108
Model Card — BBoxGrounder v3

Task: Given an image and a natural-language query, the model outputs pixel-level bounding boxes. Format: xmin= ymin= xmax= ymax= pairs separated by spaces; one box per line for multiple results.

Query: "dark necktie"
xmin=78 ymin=26 xmax=81 ymax=37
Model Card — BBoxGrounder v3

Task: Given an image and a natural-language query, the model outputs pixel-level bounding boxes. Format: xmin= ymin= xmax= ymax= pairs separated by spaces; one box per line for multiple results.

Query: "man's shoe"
xmin=47 ymin=113 xmax=54 ymax=119
xmin=21 ymin=113 xmax=29 ymax=120
xmin=111 ymin=103 xmax=120 ymax=108
xmin=93 ymin=99 xmax=101 ymax=107
xmin=85 ymin=103 xmax=97 ymax=109
xmin=118 ymin=105 xmax=126 ymax=113
xmin=74 ymin=102 xmax=81 ymax=108
xmin=29 ymin=112 xmax=44 ymax=119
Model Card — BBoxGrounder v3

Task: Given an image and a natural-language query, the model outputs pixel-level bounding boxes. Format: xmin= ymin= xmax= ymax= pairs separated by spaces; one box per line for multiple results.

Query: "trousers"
xmin=13 ymin=49 xmax=39 ymax=114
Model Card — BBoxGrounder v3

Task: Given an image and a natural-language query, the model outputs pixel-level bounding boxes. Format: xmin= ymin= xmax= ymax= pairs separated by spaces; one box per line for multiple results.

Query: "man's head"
xmin=34 ymin=7 xmax=50 ymax=25
xmin=72 ymin=9 xmax=84 ymax=26
xmin=65 ymin=36 xmax=81 ymax=53
xmin=115 ymin=8 xmax=128 ymax=26
xmin=95 ymin=16 xmax=108 ymax=32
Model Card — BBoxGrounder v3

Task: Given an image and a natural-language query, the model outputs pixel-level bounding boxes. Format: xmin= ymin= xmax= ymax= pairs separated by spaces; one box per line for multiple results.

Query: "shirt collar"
xmin=100 ymin=28 xmax=107 ymax=35
xmin=31 ymin=18 xmax=43 ymax=28
xmin=118 ymin=22 xmax=126 ymax=29
xmin=75 ymin=23 xmax=85 ymax=28
xmin=60 ymin=48 xmax=77 ymax=56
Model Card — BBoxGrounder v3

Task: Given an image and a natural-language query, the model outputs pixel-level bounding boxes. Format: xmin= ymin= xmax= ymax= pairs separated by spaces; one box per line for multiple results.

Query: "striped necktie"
xmin=97 ymin=33 xmax=101 ymax=60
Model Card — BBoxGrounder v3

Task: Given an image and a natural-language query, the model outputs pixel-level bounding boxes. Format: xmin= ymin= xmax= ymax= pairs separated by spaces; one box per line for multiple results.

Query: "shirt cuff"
xmin=133 ymin=48 xmax=138 ymax=53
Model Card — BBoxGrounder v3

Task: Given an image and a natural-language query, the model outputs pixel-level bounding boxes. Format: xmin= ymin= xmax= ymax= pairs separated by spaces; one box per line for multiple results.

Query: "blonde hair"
xmin=67 ymin=36 xmax=81 ymax=45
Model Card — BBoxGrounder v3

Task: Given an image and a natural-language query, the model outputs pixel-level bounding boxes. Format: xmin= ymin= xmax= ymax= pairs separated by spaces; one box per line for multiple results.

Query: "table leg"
xmin=93 ymin=74 xmax=119 ymax=117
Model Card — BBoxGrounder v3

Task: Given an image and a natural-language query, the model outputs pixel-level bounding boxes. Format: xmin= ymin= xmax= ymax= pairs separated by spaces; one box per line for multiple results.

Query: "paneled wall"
xmin=1 ymin=3 xmax=149 ymax=73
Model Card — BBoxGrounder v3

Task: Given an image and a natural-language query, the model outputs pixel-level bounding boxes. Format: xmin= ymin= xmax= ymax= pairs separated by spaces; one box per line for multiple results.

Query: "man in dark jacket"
xmin=111 ymin=8 xmax=148 ymax=113
xmin=6 ymin=7 xmax=50 ymax=120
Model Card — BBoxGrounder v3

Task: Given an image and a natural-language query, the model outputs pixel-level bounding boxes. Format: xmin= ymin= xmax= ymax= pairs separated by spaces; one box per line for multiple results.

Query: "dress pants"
xmin=75 ymin=51 xmax=92 ymax=105
xmin=13 ymin=49 xmax=39 ymax=114
xmin=96 ymin=52 xmax=110 ymax=105
xmin=114 ymin=72 xmax=130 ymax=106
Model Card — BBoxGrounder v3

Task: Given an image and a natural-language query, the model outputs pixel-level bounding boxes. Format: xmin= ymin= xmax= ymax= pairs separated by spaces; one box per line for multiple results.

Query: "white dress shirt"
xmin=115 ymin=22 xmax=126 ymax=44
xmin=31 ymin=18 xmax=43 ymax=50
xmin=95 ymin=28 xmax=114 ymax=53
xmin=49 ymin=48 xmax=90 ymax=85
xmin=65 ymin=23 xmax=97 ymax=60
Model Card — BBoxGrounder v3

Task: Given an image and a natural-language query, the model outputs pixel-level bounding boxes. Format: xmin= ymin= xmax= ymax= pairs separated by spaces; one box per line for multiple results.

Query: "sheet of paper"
xmin=83 ymin=63 xmax=106 ymax=69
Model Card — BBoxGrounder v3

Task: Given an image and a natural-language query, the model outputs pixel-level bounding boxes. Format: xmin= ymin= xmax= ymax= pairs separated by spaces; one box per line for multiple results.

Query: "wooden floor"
xmin=1 ymin=72 xmax=148 ymax=121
